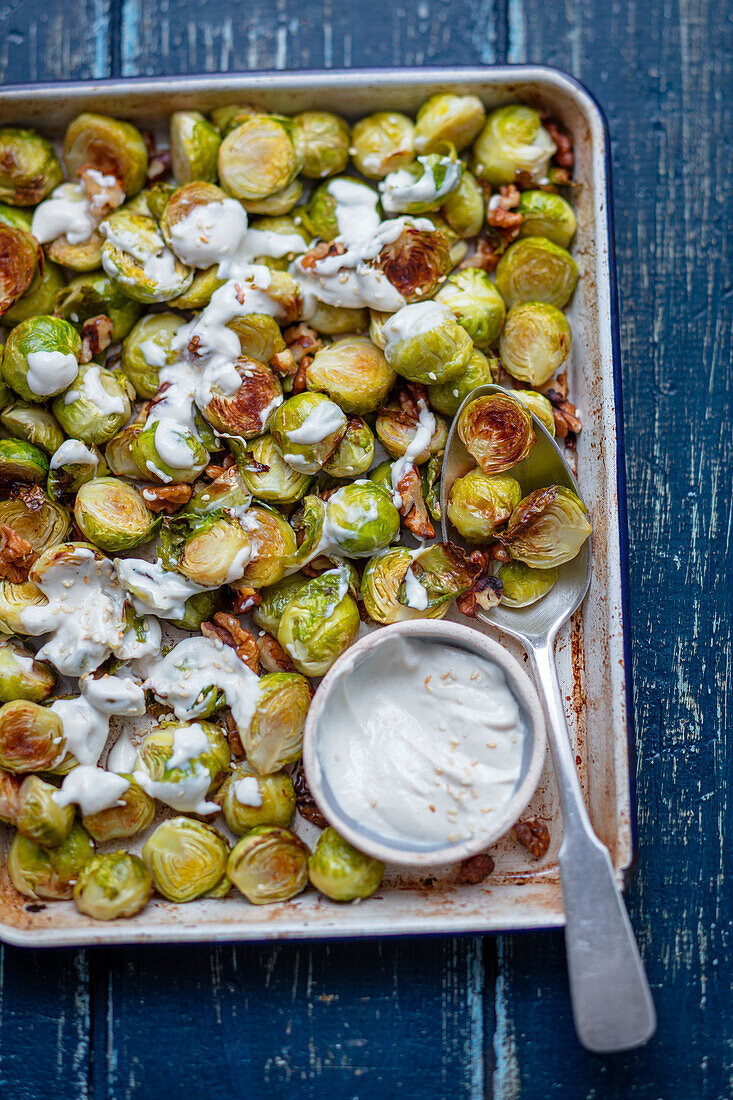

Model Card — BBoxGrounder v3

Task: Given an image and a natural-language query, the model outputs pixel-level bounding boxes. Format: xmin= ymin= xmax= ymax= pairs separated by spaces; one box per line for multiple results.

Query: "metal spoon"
xmin=441 ymin=383 xmax=656 ymax=1053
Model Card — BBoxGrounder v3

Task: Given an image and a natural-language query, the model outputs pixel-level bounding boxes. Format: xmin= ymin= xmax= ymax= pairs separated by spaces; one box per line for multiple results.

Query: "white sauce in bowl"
xmin=317 ymin=635 xmax=525 ymax=848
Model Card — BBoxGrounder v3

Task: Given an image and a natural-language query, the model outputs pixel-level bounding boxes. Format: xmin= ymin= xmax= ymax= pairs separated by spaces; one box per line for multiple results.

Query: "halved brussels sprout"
xmin=63 ymin=113 xmax=148 ymax=196
xmin=422 ymin=452 xmax=443 ymax=522
xmin=134 ymin=721 xmax=231 ymax=814
xmin=218 ymin=116 xmax=301 ymax=201
xmin=0 ymin=204 xmax=31 ymax=230
xmin=301 ymin=176 xmax=376 ymax=241
xmin=243 ymin=671 xmax=312 ymax=774
xmin=0 ymin=637 xmax=55 ymax=703
xmin=435 ymin=268 xmax=506 ymax=349
xmin=73 ymin=851 xmax=152 ymax=920
xmin=2 ymin=258 xmax=65 ymax=329
xmin=83 ymin=774 xmax=155 ymax=842
xmin=497 ymin=559 xmax=559 ymax=607
xmin=322 ymin=481 xmax=401 ymax=557
xmin=48 ymin=439 xmax=107 ymax=499
xmin=0 ymin=402 xmax=64 ymax=457
xmin=158 ymin=181 xmax=235 ymax=257
xmin=235 ymin=504 xmax=296 ymax=589
xmin=55 ymin=270 xmax=142 ymax=344
xmin=441 ymin=169 xmax=486 ymax=238
xmin=227 ymin=825 xmax=310 ymax=904
xmin=225 ymin=313 xmax=286 ymax=364
xmin=218 ymin=765 xmax=296 ymax=833
xmin=427 ymin=348 xmax=497 ymax=417
xmin=351 ymin=112 xmax=415 ymax=178
xmin=379 ymin=154 xmax=462 ymax=216
xmin=499 ymin=302 xmax=572 ymax=387
xmin=414 ymin=93 xmax=486 ymax=154
xmin=0 ymin=438 xmax=49 ymax=485
xmin=376 ymin=403 xmax=448 ymax=463
xmin=120 ymin=312 xmax=183 ymax=399
xmin=203 ymin=358 xmax=283 ymax=439
xmin=0 ymin=226 xmax=40 ymax=317
xmin=210 ymin=103 xmax=260 ymax=135
xmin=309 ymin=302 xmax=368 ymax=336
xmin=447 ymin=469 xmax=522 ymax=542
xmin=361 ymin=547 xmax=450 ymax=624
xmin=183 ymin=464 xmax=251 ymax=517
xmin=170 ymin=110 xmax=221 ymax=184
xmin=131 ymin=420 xmax=208 ymax=485
xmin=308 ymin=826 xmax=384 ymax=901
xmin=271 ymin=392 xmax=347 ymax=475
xmin=46 ymin=227 xmax=104 ymax=273
xmin=398 ymin=541 xmax=480 ymax=612
xmin=292 ymin=111 xmax=350 ymax=178
xmin=74 ymin=477 xmax=159 ymax=551
xmin=101 ymin=212 xmax=193 ymax=303
xmin=252 ymin=572 xmax=309 ymax=635
xmin=495 ymin=237 xmax=579 ymax=310
xmin=52 ymin=362 xmax=132 ymax=446
xmin=8 ymin=823 xmax=94 ymax=900
xmin=245 ymin=214 xmax=310 ymax=271
xmin=378 ymin=224 xmax=453 ymax=304
xmin=502 ymin=485 xmax=591 ymax=568
xmin=305 ymin=337 xmax=396 ymax=415
xmin=0 ymin=580 xmax=47 ymax=636
xmin=0 ymin=766 xmax=20 ymax=824
xmin=517 ymin=190 xmax=577 ymax=248
xmin=382 ymin=301 xmax=473 ymax=385
xmin=16 ymin=775 xmax=74 ymax=847
xmin=0 ymin=128 xmax=63 ymax=205
xmin=472 ymin=105 xmax=556 ymax=186
xmin=322 ymin=417 xmax=375 ymax=478
xmin=238 ymin=434 xmax=311 ymax=504
xmin=457 ymin=393 xmax=535 ymax=474
xmin=143 ymin=817 xmax=229 ymax=903
xmin=0 ymin=699 xmax=64 ymax=772
xmin=277 ymin=571 xmax=360 ymax=676
xmin=512 ymin=389 xmax=556 ymax=435
xmin=2 ymin=314 xmax=81 ymax=403
xmin=174 ymin=514 xmax=254 ymax=587
xmin=242 ymin=177 xmax=302 ymax=217
xmin=0 ymin=495 xmax=70 ymax=552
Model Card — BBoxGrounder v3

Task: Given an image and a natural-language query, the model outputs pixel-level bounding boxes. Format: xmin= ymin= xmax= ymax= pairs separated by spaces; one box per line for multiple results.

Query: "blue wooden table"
xmin=0 ymin=2 xmax=730 ymax=1096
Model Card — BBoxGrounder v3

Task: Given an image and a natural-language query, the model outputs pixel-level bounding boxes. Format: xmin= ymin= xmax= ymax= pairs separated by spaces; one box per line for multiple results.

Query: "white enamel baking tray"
xmin=0 ymin=66 xmax=634 ymax=946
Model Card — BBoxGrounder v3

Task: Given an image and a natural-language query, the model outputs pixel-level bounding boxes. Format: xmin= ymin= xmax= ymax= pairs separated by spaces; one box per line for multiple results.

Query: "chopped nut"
xmin=513 ymin=818 xmax=551 ymax=859
xmin=142 ymin=129 xmax=173 ymax=182
xmin=79 ymin=164 xmax=124 ymax=216
xmin=543 ymin=116 xmax=574 ymax=169
xmin=300 ymin=241 xmax=346 ymax=271
xmin=293 ymin=761 xmax=328 ymax=828
xmin=459 ymin=234 xmax=503 ymax=273
xmin=270 ymin=348 xmax=297 ymax=377
xmin=223 ymin=712 xmax=245 ymax=760
xmin=456 ymin=574 xmax=503 ymax=618
xmin=291 ymin=358 xmax=310 ymax=394
xmin=257 ymin=633 xmax=296 ymax=673
xmin=204 ymin=454 xmax=236 ymax=480
xmin=231 ymin=586 xmax=261 ymax=615
xmin=456 ymin=852 xmax=495 ymax=884
xmin=9 ymin=484 xmax=45 ymax=512
xmin=487 ymin=184 xmax=523 ymax=239
xmin=140 ymin=484 xmax=193 ymax=514
xmin=283 ymin=322 xmax=322 ymax=364
xmin=212 ymin=612 xmax=259 ymax=673
xmin=396 ymin=463 xmax=435 ymax=540
xmin=0 ymin=525 xmax=37 ymax=583
xmin=79 ymin=314 xmax=113 ymax=364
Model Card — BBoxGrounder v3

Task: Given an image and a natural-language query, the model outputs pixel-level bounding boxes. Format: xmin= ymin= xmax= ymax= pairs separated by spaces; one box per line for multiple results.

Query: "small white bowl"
xmin=302 ymin=619 xmax=547 ymax=866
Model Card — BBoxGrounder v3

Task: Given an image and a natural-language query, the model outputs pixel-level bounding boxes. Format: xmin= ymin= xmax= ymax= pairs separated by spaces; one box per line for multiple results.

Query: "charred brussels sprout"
xmin=120 ymin=312 xmax=184 ymax=399
xmin=101 ymin=212 xmax=194 ymax=303
xmin=218 ymin=116 xmax=301 ymax=201
xmin=499 ymin=302 xmax=572 ymax=387
xmin=83 ymin=775 xmax=155 ymax=842
xmin=308 ymin=827 xmax=384 ymax=901
xmin=3 ymin=257 xmax=65 ymax=331
xmin=74 ymin=478 xmax=158 ymax=551
xmin=435 ymin=268 xmax=506 ymax=349
xmin=63 ymin=113 xmax=148 ymax=196
xmin=0 ymin=699 xmax=64 ymax=773
xmin=238 ymin=434 xmax=312 ymax=504
xmin=227 ymin=825 xmax=310 ymax=904
xmin=378 ymin=224 xmax=452 ymax=303
xmin=277 ymin=571 xmax=360 ymax=677
xmin=73 ymin=851 xmax=152 ymax=920
xmin=15 ymin=775 xmax=74 ymax=847
xmin=497 ymin=559 xmax=559 ymax=607
xmin=502 ymin=485 xmax=591 ymax=568
xmin=0 ymin=128 xmax=63 ymax=205
xmin=0 ymin=637 xmax=55 ymax=703
xmin=271 ymin=392 xmax=347 ymax=475
xmin=305 ymin=336 xmax=396 ymax=414
xmin=512 ymin=389 xmax=556 ymax=436
xmin=243 ymin=672 xmax=312 ymax=774
xmin=2 ymin=314 xmax=81 ymax=403
xmin=292 ymin=111 xmax=350 ymax=178
xmin=219 ymin=766 xmax=296 ymax=833
xmin=8 ymin=823 xmax=94 ymax=900
xmin=202 ymin=358 xmax=282 ymax=439
xmin=322 ymin=417 xmax=375 ymax=478
xmin=428 ymin=348 xmax=497 ymax=417
xmin=53 ymin=270 xmax=142 ymax=343
xmin=361 ymin=547 xmax=451 ymax=624
xmin=375 ymin=403 xmax=447 ymax=463
xmin=0 ymin=226 xmax=40 ymax=318
xmin=447 ymin=469 xmax=522 ymax=542
xmin=143 ymin=817 xmax=229 ymax=903
xmin=351 ymin=112 xmax=415 ymax=178
xmin=170 ymin=111 xmax=221 ymax=184
xmin=0 ymin=403 xmax=64 ymax=457
xmin=382 ymin=302 xmax=473 ymax=385
xmin=495 ymin=237 xmax=578 ymax=310
xmin=0 ymin=494 xmax=70 ymax=552
xmin=414 ymin=94 xmax=486 ymax=154
xmin=457 ymin=393 xmax=535 ymax=475
xmin=517 ymin=190 xmax=577 ymax=248
xmin=52 ymin=362 xmax=132 ymax=445
xmin=472 ymin=105 xmax=556 ymax=186
xmin=0 ymin=766 xmax=20 ymax=824
xmin=131 ymin=420 xmax=208 ymax=485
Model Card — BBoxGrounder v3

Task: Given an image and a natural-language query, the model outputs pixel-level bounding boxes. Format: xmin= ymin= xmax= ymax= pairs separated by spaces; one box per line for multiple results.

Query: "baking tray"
xmin=0 ymin=66 xmax=633 ymax=946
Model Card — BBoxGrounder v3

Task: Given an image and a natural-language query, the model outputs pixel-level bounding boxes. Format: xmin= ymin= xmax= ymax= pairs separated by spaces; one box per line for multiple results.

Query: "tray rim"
xmin=0 ymin=63 xmax=635 ymax=947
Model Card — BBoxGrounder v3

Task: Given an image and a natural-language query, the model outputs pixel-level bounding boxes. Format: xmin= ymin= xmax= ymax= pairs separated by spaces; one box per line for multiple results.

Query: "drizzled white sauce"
xmin=381 ymin=300 xmax=451 ymax=351
xmin=106 ymin=729 xmax=139 ymax=774
xmin=233 ymin=776 xmax=263 ymax=807
xmin=50 ymin=696 xmax=110 ymax=766
xmin=30 ymin=182 xmax=96 ymax=245
xmin=327 ymin=179 xmax=382 ymax=240
xmin=80 ymin=673 xmax=146 ymax=717
xmin=26 ymin=351 xmax=79 ymax=397
xmin=154 ymin=418 xmax=196 ymax=469
xmin=389 ymin=397 xmax=436 ymax=507
xmin=101 ymin=221 xmax=182 ymax=294
xmin=379 ymin=156 xmax=462 ymax=214
xmin=402 ymin=565 xmax=429 ymax=610
xmin=52 ymin=766 xmax=130 ymax=817
xmin=167 ymin=723 xmax=210 ymax=770
xmin=318 ymin=636 xmax=525 ymax=846
xmin=114 ymin=558 xmax=213 ymax=621
xmin=286 ymin=400 xmax=346 ymax=445
xmin=169 ymin=199 xmax=248 ymax=268
xmin=133 ymin=761 xmax=219 ymax=815
xmin=67 ymin=365 xmax=125 ymax=415
xmin=50 ymin=439 xmax=97 ymax=470
xmin=138 ymin=338 xmax=168 ymax=368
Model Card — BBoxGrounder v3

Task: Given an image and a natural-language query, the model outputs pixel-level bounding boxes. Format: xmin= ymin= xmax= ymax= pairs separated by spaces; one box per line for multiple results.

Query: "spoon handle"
xmin=530 ymin=641 xmax=656 ymax=1053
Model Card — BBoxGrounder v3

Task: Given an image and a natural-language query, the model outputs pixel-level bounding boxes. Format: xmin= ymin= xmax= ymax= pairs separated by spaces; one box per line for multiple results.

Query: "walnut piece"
xmin=283 ymin=322 xmax=322 ymax=364
xmin=513 ymin=818 xmax=551 ymax=859
xmin=396 ymin=463 xmax=435 ymax=540
xmin=456 ymin=853 xmax=495 ymax=884
xmin=206 ymin=612 xmax=260 ymax=674
xmin=293 ymin=762 xmax=328 ymax=828
xmin=223 ymin=712 xmax=245 ymax=760
xmin=459 ymin=235 xmax=503 ymax=274
xmin=257 ymin=633 xmax=296 ymax=673
xmin=140 ymin=484 xmax=193 ymax=514
xmin=79 ymin=165 xmax=125 ymax=216
xmin=0 ymin=525 xmax=37 ymax=583
xmin=231 ymin=586 xmax=261 ymax=615
xmin=80 ymin=314 xmax=113 ymax=364
xmin=487 ymin=184 xmax=523 ymax=239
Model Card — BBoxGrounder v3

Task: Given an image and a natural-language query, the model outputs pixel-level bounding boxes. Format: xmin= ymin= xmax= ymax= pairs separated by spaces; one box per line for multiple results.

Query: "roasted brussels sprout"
xmin=54 ymin=269 xmax=142 ymax=343
xmin=502 ymin=485 xmax=591 ymax=567
xmin=495 ymin=237 xmax=578 ymax=310
xmin=0 ymin=495 xmax=70 ymax=555
xmin=0 ymin=226 xmax=41 ymax=318
xmin=52 ymin=362 xmax=132 ymax=445
xmin=323 ymin=481 xmax=401 ymax=557
xmin=305 ymin=336 xmax=396 ymax=414
xmin=512 ymin=389 xmax=556 ymax=436
xmin=202 ymin=358 xmax=283 ymax=439
xmin=441 ymin=169 xmax=486 ymax=238
xmin=292 ymin=111 xmax=350 ymax=178
xmin=427 ymin=348 xmax=497 ymax=417
xmin=219 ymin=766 xmax=296 ymax=833
xmin=119 ymin=312 xmax=184 ymax=399
xmin=0 ymin=438 xmax=49 ymax=485
xmin=457 ymin=393 xmax=535 ymax=475
xmin=351 ymin=112 xmax=415 ymax=178
xmin=170 ymin=110 xmax=221 ymax=184
xmin=0 ymin=637 xmax=55 ymax=703
xmin=382 ymin=301 xmax=473 ymax=385
xmin=447 ymin=469 xmax=522 ymax=542
xmin=361 ymin=547 xmax=451 ymax=624
xmin=322 ymin=417 xmax=375 ymax=478
xmin=378 ymin=223 xmax=452 ymax=304
xmin=15 ymin=775 xmax=74 ymax=847
xmin=0 ymin=204 xmax=31 ymax=230
xmin=227 ymin=825 xmax=310 ymax=904
xmin=517 ymin=190 xmax=577 ymax=248
xmin=271 ymin=392 xmax=347 ymax=475
xmin=398 ymin=541 xmax=479 ymax=612
xmin=74 ymin=477 xmax=158 ymax=552
xmin=379 ymin=154 xmax=462 ymax=216
xmin=308 ymin=827 xmax=384 ymax=901
xmin=499 ymin=302 xmax=572 ymax=387
xmin=83 ymin=774 xmax=155 ymax=842
xmin=472 ymin=105 xmax=556 ymax=186
xmin=73 ymin=850 xmax=152 ymax=920
xmin=143 ymin=816 xmax=229 ymax=903
xmin=101 ymin=211 xmax=194 ymax=303
xmin=414 ymin=93 xmax=486 ymax=154
xmin=243 ymin=671 xmax=312 ymax=774
xmin=63 ymin=113 xmax=148 ymax=196
xmin=376 ymin=402 xmax=447 ymax=463
xmin=131 ymin=420 xmax=208 ymax=485
xmin=238 ymin=434 xmax=311 ymax=504
xmin=497 ymin=559 xmax=559 ymax=607
xmin=277 ymin=570 xmax=360 ymax=676
xmin=0 ymin=699 xmax=64 ymax=773
xmin=0 ymin=128 xmax=63 ymax=205
xmin=2 ymin=257 xmax=65 ymax=330
xmin=308 ymin=301 xmax=368 ymax=336
xmin=48 ymin=439 xmax=107 ymax=500
xmin=0 ymin=579 xmax=47 ymax=636
xmin=435 ymin=268 xmax=506 ymax=349
xmin=0 ymin=402 xmax=64 ymax=457
xmin=0 ymin=765 xmax=20 ymax=824
xmin=218 ymin=116 xmax=301 ymax=201
xmin=252 ymin=572 xmax=309 ymax=635
xmin=242 ymin=177 xmax=303 ymax=217
xmin=8 ymin=823 xmax=94 ymax=900
xmin=134 ymin=721 xmax=231 ymax=814
xmin=183 ymin=464 xmax=251 ymax=517
xmin=2 ymin=314 xmax=81 ymax=403
xmin=171 ymin=514 xmax=253 ymax=587
xmin=210 ymin=103 xmax=259 ymax=135
xmin=234 ymin=504 xmax=296 ymax=589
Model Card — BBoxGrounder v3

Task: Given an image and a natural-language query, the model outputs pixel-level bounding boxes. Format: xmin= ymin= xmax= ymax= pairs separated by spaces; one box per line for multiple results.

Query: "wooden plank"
xmin=499 ymin=0 xmax=733 ymax=1094
xmin=0 ymin=0 xmax=112 ymax=84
